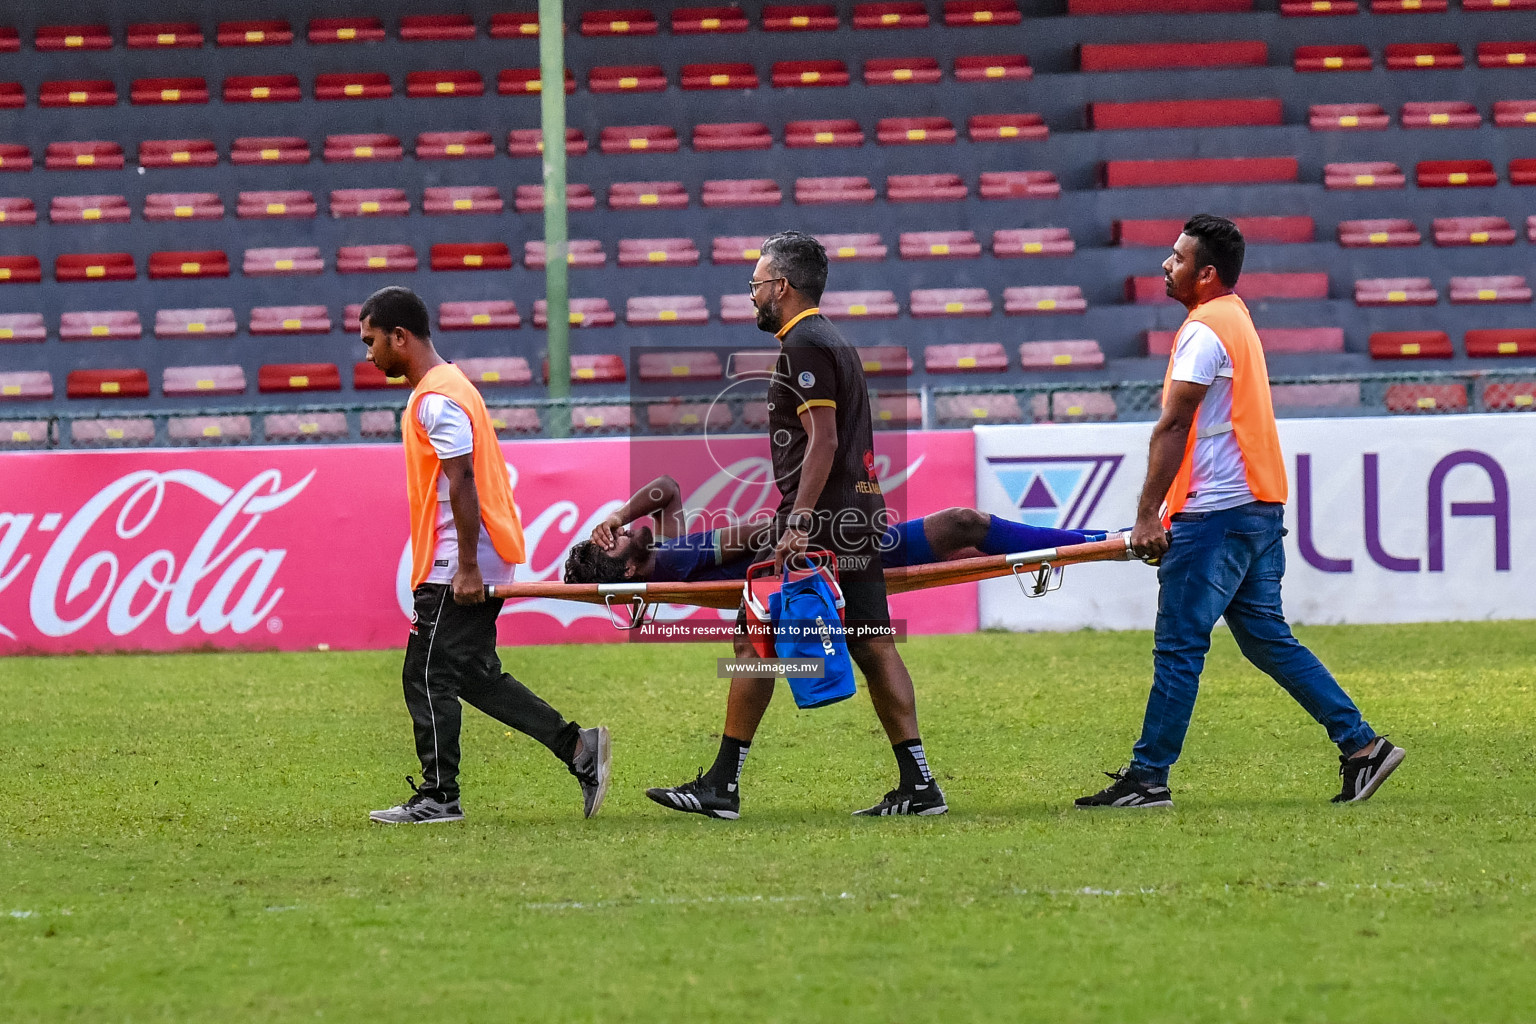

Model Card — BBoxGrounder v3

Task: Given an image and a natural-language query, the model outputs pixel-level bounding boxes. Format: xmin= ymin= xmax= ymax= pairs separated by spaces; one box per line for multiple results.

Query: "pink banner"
xmin=0 ymin=431 xmax=975 ymax=654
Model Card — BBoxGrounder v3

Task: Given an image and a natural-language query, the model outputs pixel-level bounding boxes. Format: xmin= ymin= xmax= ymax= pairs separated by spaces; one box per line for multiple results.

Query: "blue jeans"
xmin=1128 ymin=502 xmax=1375 ymax=785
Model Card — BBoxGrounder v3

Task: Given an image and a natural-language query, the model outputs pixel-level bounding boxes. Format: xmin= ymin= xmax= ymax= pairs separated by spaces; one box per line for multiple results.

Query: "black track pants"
xmin=401 ymin=584 xmax=580 ymax=801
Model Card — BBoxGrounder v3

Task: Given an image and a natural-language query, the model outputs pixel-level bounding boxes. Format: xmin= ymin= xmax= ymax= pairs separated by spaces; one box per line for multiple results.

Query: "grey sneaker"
xmin=570 ymin=725 xmax=612 ymax=818
xmin=369 ymin=777 xmax=464 ymax=824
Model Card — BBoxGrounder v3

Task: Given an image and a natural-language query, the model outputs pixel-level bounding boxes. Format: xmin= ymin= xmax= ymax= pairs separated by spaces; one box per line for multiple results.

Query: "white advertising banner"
xmin=975 ymin=414 xmax=1533 ymax=631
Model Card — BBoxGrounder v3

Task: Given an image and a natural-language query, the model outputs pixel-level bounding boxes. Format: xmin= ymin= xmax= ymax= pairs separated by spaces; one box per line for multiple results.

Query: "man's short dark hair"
xmin=1182 ymin=214 xmax=1245 ymax=289
xmin=563 ymin=541 xmax=630 ymax=585
xmin=760 ymin=231 xmax=829 ymax=302
xmin=359 ymin=286 xmax=430 ymax=338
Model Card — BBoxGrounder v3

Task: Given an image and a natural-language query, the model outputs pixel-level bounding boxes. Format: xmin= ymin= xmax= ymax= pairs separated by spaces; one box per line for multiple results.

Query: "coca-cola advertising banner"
xmin=0 ymin=431 xmax=975 ymax=654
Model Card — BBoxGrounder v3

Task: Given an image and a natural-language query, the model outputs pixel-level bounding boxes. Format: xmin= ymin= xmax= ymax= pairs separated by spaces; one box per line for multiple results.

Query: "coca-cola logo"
xmin=0 ymin=469 xmax=312 ymax=639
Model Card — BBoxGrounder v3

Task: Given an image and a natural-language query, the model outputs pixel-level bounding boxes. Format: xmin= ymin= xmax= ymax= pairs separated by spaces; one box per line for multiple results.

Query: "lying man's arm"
xmin=591 ymin=474 xmax=685 ymax=548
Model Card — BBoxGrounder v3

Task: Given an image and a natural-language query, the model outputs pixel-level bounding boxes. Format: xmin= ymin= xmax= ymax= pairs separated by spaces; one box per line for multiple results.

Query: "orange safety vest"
xmin=402 ymin=362 xmax=526 ymax=588
xmin=1161 ymin=293 xmax=1288 ymax=517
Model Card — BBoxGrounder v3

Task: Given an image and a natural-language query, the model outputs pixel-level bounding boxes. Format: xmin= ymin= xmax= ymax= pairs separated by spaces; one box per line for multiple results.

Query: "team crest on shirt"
xmin=798 ymin=370 xmax=815 ymax=388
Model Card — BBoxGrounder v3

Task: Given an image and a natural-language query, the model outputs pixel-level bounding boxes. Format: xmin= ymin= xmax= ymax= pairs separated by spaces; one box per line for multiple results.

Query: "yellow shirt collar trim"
xmin=775 ymin=307 xmax=820 ymax=340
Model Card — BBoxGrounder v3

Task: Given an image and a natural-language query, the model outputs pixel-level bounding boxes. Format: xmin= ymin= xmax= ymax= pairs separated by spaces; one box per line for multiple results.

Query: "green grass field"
xmin=2 ymin=621 xmax=1534 ymax=1023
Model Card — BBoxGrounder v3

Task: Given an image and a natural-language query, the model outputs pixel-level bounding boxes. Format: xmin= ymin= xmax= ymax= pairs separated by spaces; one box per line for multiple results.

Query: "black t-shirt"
xmin=766 ymin=311 xmax=886 ymax=542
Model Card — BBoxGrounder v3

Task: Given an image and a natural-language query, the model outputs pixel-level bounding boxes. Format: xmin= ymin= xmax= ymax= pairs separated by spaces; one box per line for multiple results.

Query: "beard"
xmin=754 ymin=300 xmax=782 ymax=334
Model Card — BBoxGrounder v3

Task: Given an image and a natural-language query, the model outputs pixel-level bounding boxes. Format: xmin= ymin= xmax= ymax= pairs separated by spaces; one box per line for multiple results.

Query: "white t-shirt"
xmin=1168 ymin=321 xmax=1256 ymax=513
xmin=415 ymin=393 xmax=518 ymax=586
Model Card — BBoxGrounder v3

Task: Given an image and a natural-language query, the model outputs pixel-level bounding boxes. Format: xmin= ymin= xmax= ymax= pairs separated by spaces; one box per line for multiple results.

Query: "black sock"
xmin=893 ymin=739 xmax=934 ymax=790
xmin=702 ymin=735 xmax=751 ymax=790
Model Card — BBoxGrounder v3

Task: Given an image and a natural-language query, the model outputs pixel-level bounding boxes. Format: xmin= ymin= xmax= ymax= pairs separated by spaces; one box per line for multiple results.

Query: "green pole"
xmin=539 ymin=0 xmax=571 ymax=438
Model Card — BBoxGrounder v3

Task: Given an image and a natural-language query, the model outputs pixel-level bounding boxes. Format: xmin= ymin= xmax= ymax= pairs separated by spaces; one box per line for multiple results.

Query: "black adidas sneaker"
xmin=1333 ymin=737 xmax=1406 ymax=803
xmin=646 ymin=772 xmax=740 ymax=819
xmin=1074 ymin=769 xmax=1173 ymax=808
xmin=852 ymin=781 xmax=948 ymax=816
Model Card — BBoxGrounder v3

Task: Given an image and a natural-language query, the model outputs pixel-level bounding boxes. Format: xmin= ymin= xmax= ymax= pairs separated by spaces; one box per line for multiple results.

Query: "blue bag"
xmin=768 ymin=573 xmax=856 ymax=709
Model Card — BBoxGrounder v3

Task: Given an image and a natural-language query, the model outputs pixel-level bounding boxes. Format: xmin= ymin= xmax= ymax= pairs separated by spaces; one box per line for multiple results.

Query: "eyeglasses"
xmin=747 ymin=276 xmax=786 ymax=295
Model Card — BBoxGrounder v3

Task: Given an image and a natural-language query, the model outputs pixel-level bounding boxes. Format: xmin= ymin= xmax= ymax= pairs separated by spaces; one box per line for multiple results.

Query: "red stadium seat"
xmin=1482 ymin=382 xmax=1536 ymax=413
xmin=601 ymin=125 xmax=680 ymax=154
xmin=1373 ymin=0 xmax=1446 ymax=9
xmin=485 ymin=408 xmax=542 ymax=436
xmin=719 ymin=295 xmax=757 ymax=324
xmin=647 ymin=402 xmax=733 ymax=433
xmin=1464 ymin=0 xmax=1536 ymax=7
xmin=244 ymin=246 xmax=324 ymax=276
xmin=865 ymin=57 xmax=942 ymax=85
xmin=968 ymin=113 xmax=1048 ymax=141
xmin=980 ymin=171 xmax=1061 ymax=199
xmin=139 ymin=139 xmax=217 ymax=168
xmin=60 ymin=310 xmax=141 ymax=341
xmin=672 ymin=7 xmax=750 ymax=32
xmin=168 ymin=417 xmax=253 ymax=444
xmin=237 ymin=190 xmax=317 ymax=219
xmin=400 ymin=14 xmax=476 ymax=40
xmin=926 ymin=343 xmax=1008 ymax=373
xmin=1384 ymin=383 xmax=1465 ymax=413
xmin=900 ymin=230 xmax=981 ymax=259
xmin=1309 ymin=103 xmax=1389 ymax=130
xmin=994 ymin=227 xmax=1075 ymax=257
xmin=148 ymin=250 xmax=229 ymax=280
xmin=553 ymin=355 xmax=627 ymax=384
xmin=36 ymin=24 xmax=112 ymax=49
xmin=1082 ymin=41 xmax=1266 ymax=72
xmin=591 ymin=66 xmax=667 ymax=93
xmin=1047 ymin=392 xmax=1117 ymax=423
xmin=1093 ymin=98 xmax=1282 ymax=130
xmin=713 ymin=237 xmax=768 ymax=265
xmin=1385 ymin=43 xmax=1462 ymax=69
xmin=128 ymin=22 xmax=202 ymax=48
xmin=216 ymin=21 xmax=293 ymax=47
xmin=70 ymin=369 xmax=148 ymax=398
xmin=259 ymin=363 xmax=341 ymax=393
xmin=353 ymin=362 xmax=410 ymax=390
xmin=945 ymin=0 xmax=1023 ymax=25
xmin=855 ymin=2 xmax=931 ymax=28
xmin=533 ymin=299 xmax=618 ymax=329
xmin=0 ymin=313 xmax=45 ymax=342
xmin=0 ymin=256 xmax=43 ymax=283
xmin=619 ymin=238 xmax=701 ymax=267
xmin=0 ymin=29 xmax=15 ymax=52
xmin=702 ymin=179 xmax=781 ymax=207
xmin=324 ymin=134 xmax=403 ymax=163
xmin=627 ymin=296 xmax=709 ymax=325
xmin=47 ymin=142 xmax=125 ymax=171
xmin=1281 ymin=0 xmax=1359 ymax=13
xmin=1467 ymin=329 xmax=1536 ymax=358
xmin=1070 ymin=0 xmax=1251 ymax=9
xmin=609 ymin=181 xmax=688 ymax=210
xmin=507 ymin=128 xmax=587 ymax=157
xmin=1494 ymin=100 xmax=1536 ymax=127
xmin=572 ymin=406 xmax=635 ymax=434
xmin=785 ymin=119 xmax=865 ymax=148
xmin=820 ymin=234 xmax=888 ymax=261
xmin=1271 ymin=383 xmax=1361 ymax=410
xmin=330 ymin=188 xmax=409 ymax=218
xmin=417 ymin=131 xmax=495 ymax=160
xmin=1005 ymin=286 xmax=1087 ymax=314
xmin=514 ymin=183 xmax=597 ymax=212
xmin=231 ymin=137 xmax=309 ymax=165
xmin=250 ymin=306 xmax=332 ymax=335
xmin=0 ymin=144 xmax=29 ymax=171
xmin=772 ymin=60 xmax=850 ymax=88
xmin=163 ymin=365 xmax=246 ymax=397
xmin=934 ymin=394 xmax=1023 ymax=426
xmin=857 ymin=346 xmax=914 ymax=376
xmin=264 ymin=413 xmax=349 ymax=442
xmin=581 ymin=9 xmax=659 ymax=36
xmin=497 ymin=68 xmax=576 ymax=96
xmin=144 ymin=192 xmax=224 ymax=221
xmin=1477 ymin=40 xmax=1536 ymax=67
xmin=1449 ymin=276 xmax=1531 ymax=304
xmin=1021 ymin=340 xmax=1106 ymax=371
xmin=130 ymin=77 xmax=209 ymax=105
xmin=877 ymin=117 xmax=956 ymax=145
xmin=406 ymin=70 xmax=484 ymax=98
xmin=156 ymin=308 xmax=236 ymax=339
xmin=423 ymin=186 xmax=502 ymax=215
xmin=682 ymin=64 xmax=760 ymax=91
xmin=440 ymin=301 xmax=521 ymax=331
xmin=820 ymin=290 xmax=901 ymax=319
xmin=871 ymin=393 xmax=922 ymax=429
xmin=912 ymin=288 xmax=993 ymax=317
xmin=954 ymin=54 xmax=1032 ymax=81
xmin=0 ymin=197 xmax=35 ymax=224
xmin=224 ymin=74 xmax=301 ymax=103
xmin=39 ymin=80 xmax=117 ymax=107
xmin=1512 ymin=159 xmax=1536 ymax=185
xmin=1529 ymin=216 xmax=1536 ymax=242
xmin=762 ymin=5 xmax=840 ymax=31
xmin=57 ymin=252 xmax=136 ymax=282
xmin=0 ymin=419 xmax=51 ymax=447
xmin=1325 ymin=161 xmax=1406 ymax=189
xmin=1294 ymin=45 xmax=1372 ymax=72
xmin=637 ymin=351 xmax=725 ymax=382
xmin=524 ymin=240 xmax=606 ymax=269
xmin=308 ymin=17 xmax=384 ymax=43
xmin=314 ymin=72 xmax=392 ymax=100
xmin=429 ymin=243 xmax=509 ymax=271
xmin=1417 ymin=159 xmax=1497 ymax=187
xmin=1433 ymin=216 xmax=1516 ymax=246
xmin=1105 ymin=157 xmax=1297 ymax=188
xmin=50 ymin=194 xmax=130 ymax=224
xmin=489 ymin=13 xmax=540 ymax=37
xmin=888 ymin=173 xmax=967 ymax=202
xmin=794 ymin=176 xmax=877 ymax=205
xmin=0 ymin=82 xmax=22 ymax=109
xmin=1402 ymin=101 xmax=1481 ymax=129
xmin=71 ymin=418 xmax=155 ymax=445
xmin=1339 ymin=219 xmax=1421 ymax=246
xmin=1356 ymin=277 xmax=1438 ymax=305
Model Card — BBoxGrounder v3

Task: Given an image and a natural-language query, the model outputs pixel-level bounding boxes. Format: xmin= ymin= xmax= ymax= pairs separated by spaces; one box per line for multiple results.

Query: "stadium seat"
xmin=713 ymin=237 xmax=768 ymax=265
xmin=0 ymin=419 xmax=51 ymax=448
xmin=216 ymin=21 xmax=293 ymax=47
xmin=1370 ymin=330 xmax=1453 ymax=359
xmin=1048 ymin=392 xmax=1117 ymax=423
xmin=237 ymin=191 xmax=316 ymax=219
xmin=1270 ymin=383 xmax=1361 ymax=411
xmin=912 ymin=288 xmax=993 ymax=317
xmin=702 ymin=179 xmax=781 ymax=207
xmin=50 ymin=195 xmax=130 ymax=224
xmin=0 ymin=197 xmax=35 ymax=224
xmin=888 ymin=174 xmax=967 ymax=202
xmin=60 ymin=311 xmax=141 ymax=341
xmin=258 ymin=363 xmax=341 ymax=393
xmin=155 ymin=308 xmax=236 ymax=339
xmin=429 ymin=243 xmax=510 ymax=271
xmin=508 ymin=128 xmax=587 ymax=157
xmin=422 ymin=186 xmax=502 ymax=215
xmin=485 ymin=408 xmax=542 ymax=436
xmin=945 ymin=0 xmax=1023 ymax=25
xmin=993 ymin=227 xmax=1075 ymax=257
xmin=871 ymin=393 xmax=922 ymax=429
xmin=405 ymin=70 xmax=484 ymax=98
xmin=954 ymin=54 xmax=1032 ymax=81
xmin=524 ymin=240 xmax=607 ymax=268
xmin=1092 ymin=98 xmax=1283 ymax=130
xmin=1373 ymin=0 xmax=1447 ymax=9
xmin=224 ymin=74 xmax=301 ymax=103
xmin=1281 ymin=0 xmax=1359 ymax=13
xmin=417 ymin=131 xmax=494 ymax=160
xmin=1529 ymin=216 xmax=1536 ymax=243
xmin=1146 ymin=327 xmax=1344 ymax=356
xmin=719 ymin=295 xmax=756 ymax=324
xmin=637 ymin=351 xmax=725 ymax=382
xmin=855 ymin=2 xmax=931 ymax=27
xmin=1356 ymin=277 xmax=1438 ymax=305
xmin=130 ymin=77 xmax=209 ymax=105
xmin=243 ymin=246 xmax=324 ymax=276
xmin=57 ymin=253 xmax=136 ymax=281
xmin=250 ymin=306 xmax=332 ymax=335
xmin=979 ymin=171 xmax=1061 ymax=199
xmin=324 ymin=134 xmax=403 ymax=163
xmin=1081 ymin=41 xmax=1266 ymax=72
xmin=1449 ymin=276 xmax=1531 ymax=304
xmin=0 ymin=313 xmax=45 ymax=342
xmin=1417 ymin=160 xmax=1497 ymax=187
xmin=1005 ymin=286 xmax=1087 ymax=314
xmin=925 ymin=343 xmax=1008 ymax=373
xmin=1339 ymin=218 xmax=1421 ymax=246
xmin=144 ymin=192 xmax=224 ymax=221
xmin=1020 ymin=339 xmax=1105 ymax=370
xmin=820 ymin=234 xmax=888 ymax=261
xmin=330 ymin=188 xmax=409 ymax=218
xmin=572 ymin=406 xmax=635 ymax=434
xmin=149 ymin=250 xmax=229 ymax=280
xmin=681 ymin=64 xmax=758 ymax=90
xmin=590 ymin=66 xmax=667 ymax=93
xmin=609 ymin=182 xmax=688 ymax=210
xmin=772 ymin=60 xmax=850 ymax=88
xmin=968 ymin=113 xmax=1048 ymax=141
xmin=308 ymin=16 xmax=384 ymax=43
xmin=694 ymin=123 xmax=772 ymax=151
xmin=489 ymin=13 xmax=540 ymax=37
xmin=763 ymin=4 xmax=840 ymax=30
xmin=1494 ymin=100 xmax=1536 ymax=127
xmin=1104 ymin=157 xmax=1297 ymax=188
xmin=1478 ymin=40 xmax=1536 ymax=67
xmin=0 ymin=144 xmax=31 ymax=171
xmin=619 ymin=238 xmax=701 ymax=267
xmin=1466 ymin=329 xmax=1536 ymax=358
xmin=47 ymin=142 xmax=125 ymax=170
xmin=900 ymin=231 xmax=981 ymax=259
xmin=532 ymin=298 xmax=617 ymax=329
xmin=647 ymin=401 xmax=733 ymax=433
xmin=39 ymin=79 xmax=117 ymax=107
xmin=514 ymin=184 xmax=597 ymax=212
xmin=36 ymin=24 xmax=112 ymax=49
xmin=934 ymin=394 xmax=1024 ymax=426
xmin=820 ymin=290 xmax=901 ymax=320
xmin=440 ymin=301 xmax=521 ymax=330
xmin=1513 ymin=159 xmax=1536 ymax=185
xmin=163 ymin=364 xmax=247 ymax=396
xmin=1294 ymin=45 xmax=1372 ymax=72
xmin=400 ymin=14 xmax=476 ymax=40
xmin=1309 ymin=103 xmax=1389 ymax=130
xmin=167 ymin=416 xmax=253 ymax=443
xmin=626 ymin=296 xmax=709 ymax=325
xmin=1402 ymin=101 xmax=1482 ymax=129
xmin=1070 ymin=0 xmax=1251 ymax=9
xmin=1482 ymin=381 xmax=1536 ymax=412
xmin=857 ymin=346 xmax=914 ymax=376
xmin=139 ymin=139 xmax=217 ymax=168
xmin=785 ymin=119 xmax=865 ymax=148
xmin=600 ymin=126 xmax=680 ymax=154
xmin=1 ymin=371 xmax=54 ymax=401
xmin=877 ymin=117 xmax=956 ymax=145
xmin=1464 ymin=0 xmax=1536 ymax=8
xmin=497 ymin=68 xmax=576 ymax=96
xmin=1384 ymin=383 xmax=1466 ymax=413
xmin=865 ymin=57 xmax=943 ymax=85
xmin=551 ymin=355 xmax=627 ymax=384
xmin=231 ymin=137 xmax=309 ymax=165
xmin=127 ymin=22 xmax=203 ymax=48
xmin=0 ymin=256 xmax=43 ymax=283
xmin=353 ymin=362 xmax=409 ymax=390
xmin=71 ymin=418 xmax=156 ymax=445
xmin=264 ymin=413 xmax=349 ymax=442
xmin=581 ymin=9 xmax=660 ymax=35
xmin=672 ymin=7 xmax=750 ymax=32
xmin=1386 ymin=43 xmax=1462 ymax=69
xmin=1325 ymin=161 xmax=1406 ymax=189
xmin=1433 ymin=216 xmax=1516 ymax=246
xmin=0 ymin=28 xmax=14 ymax=52
xmin=0 ymin=83 xmax=23 ymax=109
